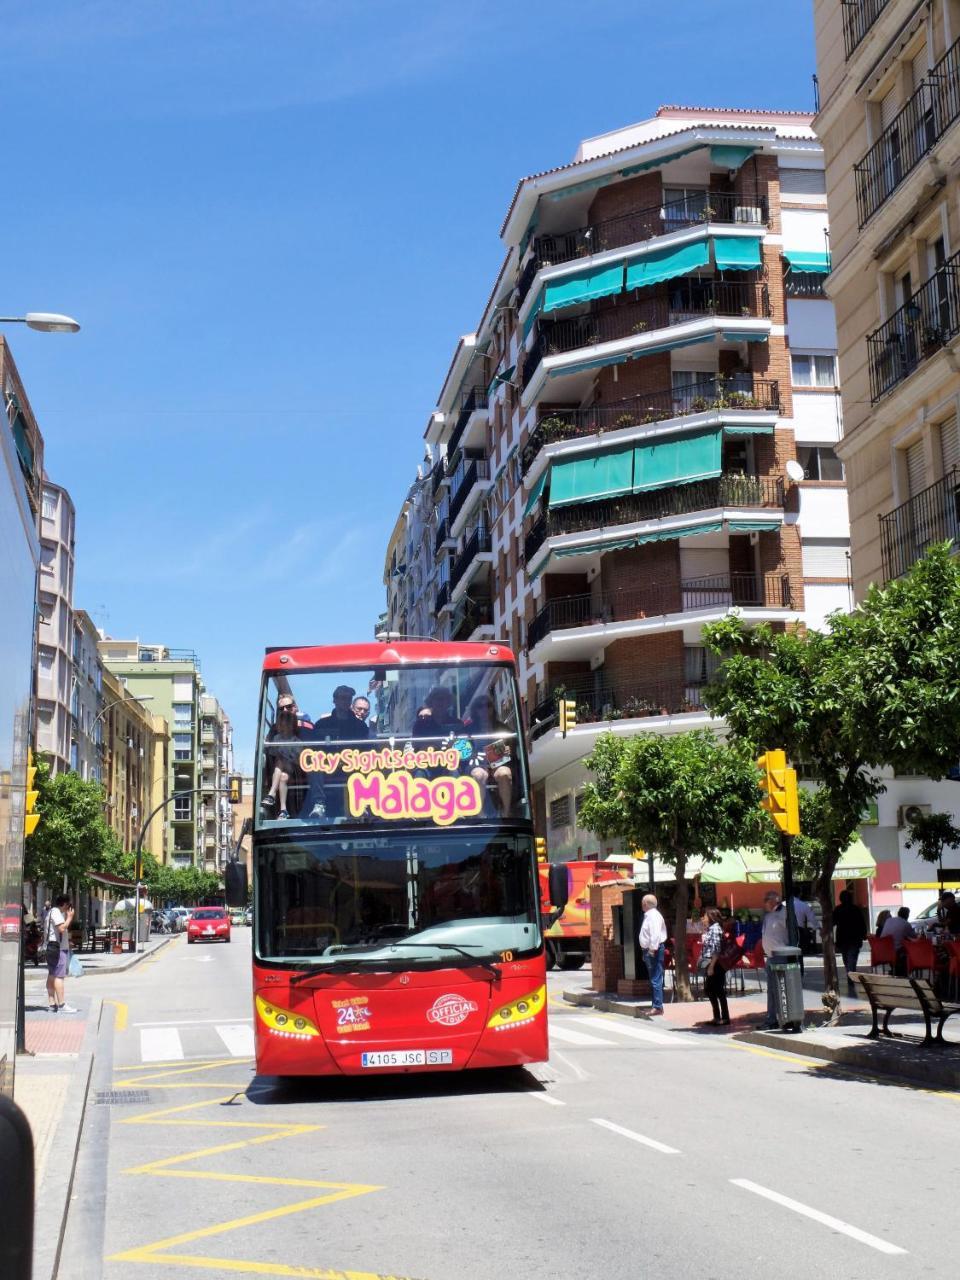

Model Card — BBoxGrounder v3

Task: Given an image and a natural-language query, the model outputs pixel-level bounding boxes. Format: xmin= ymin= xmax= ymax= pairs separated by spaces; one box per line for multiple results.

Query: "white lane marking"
xmin=140 ymin=1028 xmax=185 ymax=1062
xmin=576 ymin=1015 xmax=690 ymax=1046
xmin=134 ymin=1017 xmax=252 ymax=1027
xmin=731 ymin=1180 xmax=907 ymax=1256
xmin=591 ymin=1118 xmax=680 ymax=1155
xmin=548 ymin=1024 xmax=617 ymax=1047
xmin=530 ymin=1092 xmax=565 ymax=1106
xmin=216 ymin=1024 xmax=256 ymax=1057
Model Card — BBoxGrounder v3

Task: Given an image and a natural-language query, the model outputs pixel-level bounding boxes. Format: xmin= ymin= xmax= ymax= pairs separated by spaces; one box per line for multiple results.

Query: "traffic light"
xmin=757 ymin=749 xmax=800 ymax=836
xmin=24 ymin=750 xmax=39 ymax=838
xmin=228 ymin=775 xmax=243 ymax=805
xmin=558 ymin=698 xmax=577 ymax=737
xmin=535 ymin=836 xmax=547 ymax=862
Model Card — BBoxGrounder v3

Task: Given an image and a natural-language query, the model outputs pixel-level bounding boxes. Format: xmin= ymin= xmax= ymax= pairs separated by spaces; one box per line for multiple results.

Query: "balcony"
xmin=527 ymin=573 xmax=791 ymax=650
xmin=451 ymin=600 xmax=493 ymax=642
xmin=521 ymin=280 xmax=770 ymax=390
xmin=530 ymin=677 xmax=709 ymax=741
xmin=879 ymin=467 xmax=960 ymax=581
xmin=435 ymin=581 xmax=451 ymax=613
xmin=530 ymin=192 xmax=768 ymax=276
xmin=855 ymin=35 xmax=960 ymax=227
xmin=868 ymin=250 xmax=960 ymax=400
xmin=446 ymin=386 xmax=489 ymax=459
xmin=842 ymin=0 xmax=890 ymax=59
xmin=450 ymin=526 xmax=492 ymax=595
xmin=434 ymin=518 xmax=451 ymax=554
xmin=784 ymin=271 xmax=827 ymax=299
xmin=521 ymin=376 xmax=779 ymax=476
xmin=524 ymin=474 xmax=784 ymax=565
xmin=448 ymin=456 xmax=491 ymax=528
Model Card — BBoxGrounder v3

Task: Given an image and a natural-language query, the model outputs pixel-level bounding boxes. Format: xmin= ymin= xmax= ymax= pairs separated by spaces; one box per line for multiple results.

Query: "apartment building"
xmin=199 ymin=694 xmax=234 ymax=872
xmin=387 ymin=106 xmax=852 ymax=854
xmin=72 ymin=609 xmax=104 ymax=782
xmin=100 ymin=666 xmax=168 ymax=863
xmin=35 ymin=480 xmax=76 ymax=774
xmin=814 ymin=0 xmax=960 ymax=913
xmin=2 ymin=337 xmax=44 ymax=525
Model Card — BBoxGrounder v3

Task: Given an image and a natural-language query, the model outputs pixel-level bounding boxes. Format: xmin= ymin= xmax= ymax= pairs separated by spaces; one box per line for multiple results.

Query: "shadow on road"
xmin=245 ymin=1065 xmax=546 ymax=1106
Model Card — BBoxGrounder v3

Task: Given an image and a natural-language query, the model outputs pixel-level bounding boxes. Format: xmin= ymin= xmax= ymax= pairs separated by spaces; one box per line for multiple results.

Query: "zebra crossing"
xmin=547 ymin=1012 xmax=699 ymax=1050
xmin=133 ymin=1019 xmax=254 ymax=1062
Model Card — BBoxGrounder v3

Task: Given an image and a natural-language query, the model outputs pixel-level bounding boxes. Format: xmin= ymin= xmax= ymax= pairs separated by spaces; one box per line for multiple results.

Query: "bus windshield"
xmin=256 ymin=662 xmax=530 ymax=830
xmin=255 ymin=831 xmax=540 ymax=968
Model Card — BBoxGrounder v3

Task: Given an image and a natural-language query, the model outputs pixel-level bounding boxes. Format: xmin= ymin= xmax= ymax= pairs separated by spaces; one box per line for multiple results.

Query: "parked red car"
xmin=187 ymin=907 xmax=231 ymax=944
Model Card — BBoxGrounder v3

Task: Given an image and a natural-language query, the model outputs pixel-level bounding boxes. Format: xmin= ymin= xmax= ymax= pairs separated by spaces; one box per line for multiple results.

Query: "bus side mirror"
xmin=548 ymin=863 xmax=569 ymax=914
xmin=0 ymin=1094 xmax=34 ymax=1280
xmin=224 ymin=862 xmax=248 ymax=909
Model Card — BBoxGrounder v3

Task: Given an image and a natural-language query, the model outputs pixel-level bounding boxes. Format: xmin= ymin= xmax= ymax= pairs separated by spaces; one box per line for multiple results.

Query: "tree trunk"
xmin=814 ymin=855 xmax=842 ymax=1024
xmin=672 ymin=855 xmax=692 ymax=1002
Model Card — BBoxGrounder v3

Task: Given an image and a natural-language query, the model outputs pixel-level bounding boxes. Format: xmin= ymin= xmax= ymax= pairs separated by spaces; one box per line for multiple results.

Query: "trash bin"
xmin=769 ymin=946 xmax=804 ymax=1032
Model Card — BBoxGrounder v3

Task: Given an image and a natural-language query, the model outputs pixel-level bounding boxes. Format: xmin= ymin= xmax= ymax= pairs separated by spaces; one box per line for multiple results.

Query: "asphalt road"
xmin=55 ymin=931 xmax=958 ymax=1280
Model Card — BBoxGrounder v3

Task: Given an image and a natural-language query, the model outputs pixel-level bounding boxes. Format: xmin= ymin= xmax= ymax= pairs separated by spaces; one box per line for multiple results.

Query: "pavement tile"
xmin=25 ymin=1015 xmax=87 ymax=1055
xmin=13 ymin=1067 xmax=72 ymax=1188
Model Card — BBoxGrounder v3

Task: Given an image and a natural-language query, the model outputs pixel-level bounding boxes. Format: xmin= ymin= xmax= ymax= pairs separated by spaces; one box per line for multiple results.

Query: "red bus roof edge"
xmin=262 ymin=642 xmax=517 ymax=672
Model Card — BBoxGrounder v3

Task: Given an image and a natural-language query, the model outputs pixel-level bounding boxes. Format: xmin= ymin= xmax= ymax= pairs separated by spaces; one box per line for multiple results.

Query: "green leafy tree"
xmin=24 ymin=756 xmax=123 ymax=889
xmin=904 ymin=811 xmax=960 ymax=874
xmin=578 ymin=729 xmax=763 ymax=1001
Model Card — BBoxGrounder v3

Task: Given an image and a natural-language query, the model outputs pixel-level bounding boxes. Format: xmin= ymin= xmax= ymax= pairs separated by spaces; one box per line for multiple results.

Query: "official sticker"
xmin=426 ymin=993 xmax=479 ymax=1027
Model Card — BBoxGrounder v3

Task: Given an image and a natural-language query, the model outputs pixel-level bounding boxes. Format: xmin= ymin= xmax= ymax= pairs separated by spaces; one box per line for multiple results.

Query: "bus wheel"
xmin=558 ymin=953 xmax=586 ymax=970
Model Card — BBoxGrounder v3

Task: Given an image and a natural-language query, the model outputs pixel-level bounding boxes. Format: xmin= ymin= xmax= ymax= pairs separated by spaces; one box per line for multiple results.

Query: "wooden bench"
xmin=854 ymin=972 xmax=960 ymax=1046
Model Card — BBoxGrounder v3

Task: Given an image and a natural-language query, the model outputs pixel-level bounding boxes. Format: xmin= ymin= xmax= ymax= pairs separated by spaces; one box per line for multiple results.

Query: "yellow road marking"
xmin=104 ymin=1000 xmax=128 ymax=1031
xmin=119 ymin=1094 xmax=277 ymax=1124
xmin=115 ymin=1081 xmax=251 ymax=1090
xmin=116 ymin=1057 xmax=235 ymax=1071
xmin=116 ymin=1059 xmax=250 ymax=1084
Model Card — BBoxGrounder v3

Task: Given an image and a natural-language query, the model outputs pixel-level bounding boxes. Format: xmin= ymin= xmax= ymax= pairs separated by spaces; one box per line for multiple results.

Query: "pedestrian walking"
xmin=639 ymin=893 xmax=668 ymax=1015
xmin=759 ymin=890 xmax=788 ymax=1029
xmin=833 ymin=889 xmax=867 ymax=993
xmin=698 ymin=908 xmax=730 ymax=1026
xmin=45 ymin=894 xmax=78 ymax=1014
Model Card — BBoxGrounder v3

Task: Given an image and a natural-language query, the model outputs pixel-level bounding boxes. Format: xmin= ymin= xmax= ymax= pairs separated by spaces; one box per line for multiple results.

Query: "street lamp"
xmin=93 ymin=693 xmax=154 ymax=731
xmin=0 ymin=312 xmax=81 ymax=333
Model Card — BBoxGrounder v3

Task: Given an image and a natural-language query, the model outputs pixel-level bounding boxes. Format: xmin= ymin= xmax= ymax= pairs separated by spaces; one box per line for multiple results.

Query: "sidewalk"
xmin=23 ymin=931 xmax=174 ymax=984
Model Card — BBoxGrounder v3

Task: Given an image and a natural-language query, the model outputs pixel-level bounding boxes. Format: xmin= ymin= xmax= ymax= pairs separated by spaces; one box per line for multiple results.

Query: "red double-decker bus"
xmin=248 ymin=641 xmax=548 ymax=1077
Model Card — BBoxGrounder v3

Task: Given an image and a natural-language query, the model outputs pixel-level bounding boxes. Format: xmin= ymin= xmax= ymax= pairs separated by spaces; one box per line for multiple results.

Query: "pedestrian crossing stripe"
xmin=138 ymin=1023 xmax=255 ymax=1063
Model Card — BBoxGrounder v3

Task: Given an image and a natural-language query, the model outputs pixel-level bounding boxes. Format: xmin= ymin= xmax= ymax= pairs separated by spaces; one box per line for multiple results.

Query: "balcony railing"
xmin=447 ymin=386 xmax=489 ymax=459
xmin=520 ymin=376 xmax=779 ymax=475
xmin=434 ymin=518 xmax=450 ymax=554
xmin=522 ymin=280 xmax=770 ymax=389
xmin=855 ymin=34 xmax=960 ymax=226
xmin=529 ymin=677 xmax=709 ymax=740
xmin=451 ymin=600 xmax=493 ymax=642
xmin=448 ymin=457 xmax=491 ymax=527
xmin=529 ymin=192 xmax=768 ymax=275
xmin=523 ymin=473 xmax=784 ymax=564
xmin=867 ymin=248 xmax=960 ymax=401
xmin=879 ymin=467 xmax=960 ymax=581
xmin=450 ymin=526 xmax=492 ymax=593
xmin=527 ymin=573 xmax=791 ymax=648
xmin=784 ymin=271 xmax=827 ymax=299
xmin=435 ymin=581 xmax=451 ymax=613
xmin=842 ymin=0 xmax=891 ymax=59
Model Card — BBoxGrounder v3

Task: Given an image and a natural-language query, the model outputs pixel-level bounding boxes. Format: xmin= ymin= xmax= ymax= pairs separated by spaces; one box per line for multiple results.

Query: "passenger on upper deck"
xmin=411 ymin=685 xmax=466 ymax=741
xmin=262 ymin=697 xmax=303 ymax=820
xmin=314 ymin=685 xmax=370 ymax=743
xmin=464 ymin=694 xmax=515 ymax=816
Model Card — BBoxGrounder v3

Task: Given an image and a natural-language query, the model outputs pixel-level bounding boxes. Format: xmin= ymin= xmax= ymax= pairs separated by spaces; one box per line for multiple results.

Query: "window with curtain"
xmin=796 ymin=446 xmax=844 ymax=481
xmin=173 ymin=733 xmax=193 ymax=762
xmin=791 ymin=353 xmax=837 ymax=387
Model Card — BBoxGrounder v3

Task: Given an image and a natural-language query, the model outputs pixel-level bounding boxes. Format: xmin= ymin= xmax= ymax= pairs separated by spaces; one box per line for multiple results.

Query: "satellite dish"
xmin=785 ymin=460 xmax=805 ymax=483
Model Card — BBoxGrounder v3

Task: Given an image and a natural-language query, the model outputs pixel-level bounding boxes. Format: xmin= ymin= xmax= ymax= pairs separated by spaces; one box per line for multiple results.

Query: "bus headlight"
xmin=255 ymin=994 xmax=320 ymax=1039
xmin=486 ymin=985 xmax=546 ymax=1031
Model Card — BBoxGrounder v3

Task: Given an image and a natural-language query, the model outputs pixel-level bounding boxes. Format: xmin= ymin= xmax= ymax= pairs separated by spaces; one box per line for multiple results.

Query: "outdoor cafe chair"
xmin=738 ymin=939 xmax=766 ymax=990
xmin=868 ymin=933 xmax=896 ymax=974
xmin=943 ymin=941 xmax=960 ymax=1002
xmin=903 ymin=937 xmax=938 ymax=984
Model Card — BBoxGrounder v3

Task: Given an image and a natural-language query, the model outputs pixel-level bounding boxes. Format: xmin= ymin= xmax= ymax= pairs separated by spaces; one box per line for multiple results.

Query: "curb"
xmin=24 ymin=933 xmax=174 ymax=983
xmin=736 ymin=1027 xmax=960 ymax=1091
xmin=562 ymin=988 xmax=654 ymax=1019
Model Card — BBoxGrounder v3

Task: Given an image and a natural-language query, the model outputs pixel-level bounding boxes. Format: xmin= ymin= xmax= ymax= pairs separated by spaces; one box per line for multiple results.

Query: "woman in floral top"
xmin=699 ymin=908 xmax=729 ymax=1026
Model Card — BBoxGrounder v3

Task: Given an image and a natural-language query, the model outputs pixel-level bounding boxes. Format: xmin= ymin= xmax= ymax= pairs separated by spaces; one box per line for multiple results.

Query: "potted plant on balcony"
xmin=538 ymin=415 xmax=572 ymax=443
xmin=614 ymin=412 xmax=637 ymax=429
xmin=630 ymin=320 xmax=648 ymax=334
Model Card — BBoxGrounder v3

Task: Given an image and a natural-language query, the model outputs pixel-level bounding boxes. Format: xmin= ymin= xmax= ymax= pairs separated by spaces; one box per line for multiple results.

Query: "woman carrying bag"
xmin=44 ymin=894 xmax=79 ymax=1014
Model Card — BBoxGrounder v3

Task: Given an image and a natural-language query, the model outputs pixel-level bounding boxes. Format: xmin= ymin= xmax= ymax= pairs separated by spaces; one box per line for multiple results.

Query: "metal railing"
xmin=526 ymin=572 xmax=790 ymax=648
xmin=879 ymin=467 xmax=960 ymax=580
xmin=451 ymin=600 xmax=493 ymax=642
xmin=522 ymin=280 xmax=770 ymax=389
xmin=784 ymin=271 xmax=827 ymax=299
xmin=520 ymin=377 xmax=779 ymax=475
xmin=855 ymin=34 xmax=960 ymax=226
xmin=530 ymin=192 xmax=768 ymax=273
xmin=448 ymin=458 xmax=491 ymax=527
xmin=529 ymin=677 xmax=709 ymax=740
xmin=434 ymin=518 xmax=450 ymax=554
xmin=435 ymin=582 xmax=451 ymax=613
xmin=447 ymin=386 xmax=489 ymax=459
xmin=450 ymin=526 xmax=492 ymax=592
xmin=523 ymin=473 xmax=784 ymax=563
xmin=842 ymin=0 xmax=891 ymax=59
xmin=867 ymin=247 xmax=960 ymax=401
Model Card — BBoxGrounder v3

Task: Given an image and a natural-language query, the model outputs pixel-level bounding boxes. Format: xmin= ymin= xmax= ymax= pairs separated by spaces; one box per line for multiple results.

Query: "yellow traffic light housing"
xmin=228 ymin=775 xmax=243 ymax=805
xmin=558 ymin=698 xmax=577 ymax=737
xmin=24 ymin=749 xmax=39 ymax=838
xmin=757 ymin=749 xmax=800 ymax=836
xmin=535 ymin=836 xmax=547 ymax=863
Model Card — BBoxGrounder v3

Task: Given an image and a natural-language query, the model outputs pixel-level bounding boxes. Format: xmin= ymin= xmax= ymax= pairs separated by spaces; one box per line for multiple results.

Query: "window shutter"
xmin=802 ymin=542 xmax=850 ymax=578
xmin=912 ymin=45 xmax=928 ymax=88
xmin=778 ymin=168 xmax=826 ymax=196
xmin=940 ymin=415 xmax=960 ymax=474
xmin=880 ymin=88 xmax=899 ymax=131
xmin=905 ymin=440 xmax=928 ymax=497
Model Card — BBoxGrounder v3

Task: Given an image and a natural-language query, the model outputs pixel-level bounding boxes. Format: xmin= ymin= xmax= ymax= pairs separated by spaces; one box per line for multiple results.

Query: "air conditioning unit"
xmin=734 ymin=206 xmax=762 ymax=224
xmin=898 ymin=803 xmax=931 ymax=828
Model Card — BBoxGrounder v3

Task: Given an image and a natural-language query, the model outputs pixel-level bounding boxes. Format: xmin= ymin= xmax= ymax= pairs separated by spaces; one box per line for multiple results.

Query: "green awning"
xmin=710 ymin=144 xmax=756 ymax=171
xmin=698 ymin=848 xmax=752 ymax=884
xmin=714 ymin=235 xmax=762 ymax=271
xmin=523 ymin=469 xmax=547 ymax=518
xmin=547 ymin=354 xmax=628 ymax=378
xmin=723 ymin=423 xmax=775 ymax=436
xmin=488 ymin=365 xmax=515 ymax=396
xmin=721 ymin=331 xmax=769 ymax=343
xmin=547 ymin=175 xmax=616 ymax=202
xmin=549 ymin=445 xmax=634 ymax=507
xmin=519 ymin=207 xmax=539 ymax=257
xmin=634 ymin=520 xmax=723 ymax=545
xmin=523 ymin=291 xmax=543 ymax=342
xmin=741 ymin=838 xmax=876 ymax=884
xmin=633 ymin=427 xmax=722 ymax=493
xmin=626 ymin=239 xmax=710 ymax=289
xmin=635 ymin=334 xmax=714 ymax=357
xmin=783 ymin=249 xmax=831 ymax=273
xmin=620 ymin=145 xmax=705 ymax=176
xmin=554 ymin=538 xmax=637 ymax=558
xmin=727 ymin=518 xmax=781 ymax=532
xmin=543 ymin=262 xmax=625 ymax=313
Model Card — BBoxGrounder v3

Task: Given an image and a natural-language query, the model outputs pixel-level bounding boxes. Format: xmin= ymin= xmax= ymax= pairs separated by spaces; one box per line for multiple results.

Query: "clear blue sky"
xmin=3 ymin=0 xmax=816 ymax=768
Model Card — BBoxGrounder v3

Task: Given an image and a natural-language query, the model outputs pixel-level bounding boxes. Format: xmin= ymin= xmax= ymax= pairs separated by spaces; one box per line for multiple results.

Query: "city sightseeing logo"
xmin=426 ymin=994 xmax=479 ymax=1027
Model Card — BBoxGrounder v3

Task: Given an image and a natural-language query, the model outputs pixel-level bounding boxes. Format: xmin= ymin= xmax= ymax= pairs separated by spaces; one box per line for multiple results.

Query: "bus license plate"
xmin=361 ymin=1049 xmax=453 ymax=1068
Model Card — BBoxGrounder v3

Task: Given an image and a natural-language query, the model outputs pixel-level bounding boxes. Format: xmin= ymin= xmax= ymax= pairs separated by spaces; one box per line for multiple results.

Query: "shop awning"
xmin=710 ymin=144 xmax=757 ymax=171
xmin=549 ymin=445 xmax=635 ymax=508
xmin=783 ymin=249 xmax=831 ymax=273
xmin=523 ymin=469 xmax=547 ymax=518
xmin=698 ymin=848 xmax=753 ymax=884
xmin=714 ymin=235 xmax=763 ymax=271
xmin=543 ymin=262 xmax=625 ymax=313
xmin=633 ymin=427 xmax=722 ymax=492
xmin=626 ymin=239 xmax=710 ymax=290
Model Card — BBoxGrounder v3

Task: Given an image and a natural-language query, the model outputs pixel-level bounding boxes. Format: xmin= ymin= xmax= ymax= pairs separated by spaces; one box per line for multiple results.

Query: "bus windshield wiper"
xmin=383 ymin=941 xmax=499 ymax=977
xmin=290 ymin=941 xmax=499 ymax=981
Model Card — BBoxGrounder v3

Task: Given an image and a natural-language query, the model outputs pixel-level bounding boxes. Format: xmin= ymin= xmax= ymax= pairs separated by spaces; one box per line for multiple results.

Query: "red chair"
xmin=867 ymin=934 xmax=896 ymax=974
xmin=944 ymin=941 xmax=960 ymax=1001
xmin=903 ymin=937 xmax=937 ymax=983
xmin=686 ymin=935 xmax=703 ymax=998
xmin=738 ymin=939 xmax=766 ymax=989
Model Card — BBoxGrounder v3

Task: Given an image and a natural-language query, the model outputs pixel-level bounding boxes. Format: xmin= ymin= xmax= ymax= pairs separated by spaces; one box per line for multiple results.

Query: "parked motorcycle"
xmin=23 ymin=920 xmax=41 ymax=966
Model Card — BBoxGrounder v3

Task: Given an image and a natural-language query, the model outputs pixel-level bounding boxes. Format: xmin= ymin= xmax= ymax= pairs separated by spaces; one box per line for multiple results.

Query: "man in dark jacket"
xmin=833 ymin=889 xmax=867 ymax=992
